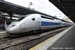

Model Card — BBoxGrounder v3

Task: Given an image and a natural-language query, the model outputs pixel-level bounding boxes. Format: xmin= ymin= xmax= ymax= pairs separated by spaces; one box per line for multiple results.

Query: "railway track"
xmin=0 ymin=26 xmax=70 ymax=50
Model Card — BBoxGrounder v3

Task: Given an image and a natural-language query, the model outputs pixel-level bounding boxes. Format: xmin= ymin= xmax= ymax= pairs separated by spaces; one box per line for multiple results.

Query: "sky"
xmin=5 ymin=0 xmax=67 ymax=19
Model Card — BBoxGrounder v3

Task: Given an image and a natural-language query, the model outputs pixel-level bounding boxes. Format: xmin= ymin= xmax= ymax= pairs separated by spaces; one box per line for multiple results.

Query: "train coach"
xmin=6 ymin=14 xmax=72 ymax=34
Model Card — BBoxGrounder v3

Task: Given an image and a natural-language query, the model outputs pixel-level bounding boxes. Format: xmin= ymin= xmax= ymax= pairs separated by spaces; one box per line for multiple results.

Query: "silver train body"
xmin=6 ymin=14 xmax=73 ymax=34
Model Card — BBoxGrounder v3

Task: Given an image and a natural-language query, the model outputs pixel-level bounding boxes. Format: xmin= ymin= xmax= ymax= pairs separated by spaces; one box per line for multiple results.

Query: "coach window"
xmin=41 ymin=16 xmax=54 ymax=20
xmin=32 ymin=18 xmax=35 ymax=21
xmin=17 ymin=17 xmax=25 ymax=21
xmin=51 ymin=18 xmax=54 ymax=20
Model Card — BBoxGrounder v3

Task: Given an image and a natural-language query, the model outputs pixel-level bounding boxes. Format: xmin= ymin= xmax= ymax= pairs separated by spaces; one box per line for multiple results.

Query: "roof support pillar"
xmin=9 ymin=13 xmax=13 ymax=22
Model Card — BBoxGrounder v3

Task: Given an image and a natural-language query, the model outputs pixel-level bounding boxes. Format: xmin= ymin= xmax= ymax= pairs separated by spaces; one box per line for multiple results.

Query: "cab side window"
xmin=32 ymin=18 xmax=35 ymax=21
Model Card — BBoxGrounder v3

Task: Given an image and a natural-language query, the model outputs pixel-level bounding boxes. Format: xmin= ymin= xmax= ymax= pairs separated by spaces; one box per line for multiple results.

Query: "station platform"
xmin=29 ymin=25 xmax=75 ymax=50
xmin=0 ymin=29 xmax=7 ymax=38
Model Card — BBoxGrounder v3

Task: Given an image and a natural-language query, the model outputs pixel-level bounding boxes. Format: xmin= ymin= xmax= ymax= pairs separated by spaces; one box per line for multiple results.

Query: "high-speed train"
xmin=6 ymin=14 xmax=73 ymax=34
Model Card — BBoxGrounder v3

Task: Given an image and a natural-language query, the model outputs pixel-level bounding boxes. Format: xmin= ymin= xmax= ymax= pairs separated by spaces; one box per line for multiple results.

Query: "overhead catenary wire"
xmin=38 ymin=0 xmax=55 ymax=11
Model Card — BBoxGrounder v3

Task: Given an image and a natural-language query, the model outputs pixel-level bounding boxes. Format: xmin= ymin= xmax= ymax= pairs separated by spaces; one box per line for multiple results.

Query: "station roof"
xmin=0 ymin=0 xmax=69 ymax=22
xmin=0 ymin=0 xmax=53 ymax=17
xmin=49 ymin=0 xmax=75 ymax=22
xmin=0 ymin=0 xmax=36 ymax=15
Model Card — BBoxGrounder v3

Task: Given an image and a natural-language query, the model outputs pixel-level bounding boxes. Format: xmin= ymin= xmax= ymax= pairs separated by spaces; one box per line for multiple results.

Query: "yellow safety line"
xmin=29 ymin=37 xmax=53 ymax=50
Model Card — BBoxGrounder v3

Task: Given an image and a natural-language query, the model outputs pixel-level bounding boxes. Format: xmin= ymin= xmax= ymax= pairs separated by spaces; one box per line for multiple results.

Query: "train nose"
xmin=6 ymin=28 xmax=15 ymax=33
xmin=6 ymin=22 xmax=20 ymax=34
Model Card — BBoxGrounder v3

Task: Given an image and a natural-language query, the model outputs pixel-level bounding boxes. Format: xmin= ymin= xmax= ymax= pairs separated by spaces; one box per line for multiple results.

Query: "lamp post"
xmin=29 ymin=2 xmax=34 ymax=9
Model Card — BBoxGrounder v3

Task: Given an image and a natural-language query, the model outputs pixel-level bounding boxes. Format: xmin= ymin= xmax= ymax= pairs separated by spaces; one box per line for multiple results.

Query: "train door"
xmin=25 ymin=14 xmax=41 ymax=31
xmin=24 ymin=15 xmax=36 ymax=31
xmin=34 ymin=14 xmax=41 ymax=30
xmin=59 ymin=20 xmax=62 ymax=27
xmin=53 ymin=19 xmax=60 ymax=27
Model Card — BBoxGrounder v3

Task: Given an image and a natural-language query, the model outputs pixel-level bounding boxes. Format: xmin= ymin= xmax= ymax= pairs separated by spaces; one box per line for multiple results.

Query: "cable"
xmin=38 ymin=0 xmax=55 ymax=11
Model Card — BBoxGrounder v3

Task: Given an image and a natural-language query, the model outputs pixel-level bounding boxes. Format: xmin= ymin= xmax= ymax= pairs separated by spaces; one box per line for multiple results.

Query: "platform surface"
xmin=0 ymin=29 xmax=5 ymax=31
xmin=29 ymin=25 xmax=74 ymax=50
xmin=48 ymin=25 xmax=75 ymax=50
xmin=0 ymin=29 xmax=7 ymax=38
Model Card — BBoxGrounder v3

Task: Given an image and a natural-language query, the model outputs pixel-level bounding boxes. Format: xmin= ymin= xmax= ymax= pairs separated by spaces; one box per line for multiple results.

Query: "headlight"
xmin=12 ymin=25 xmax=16 ymax=27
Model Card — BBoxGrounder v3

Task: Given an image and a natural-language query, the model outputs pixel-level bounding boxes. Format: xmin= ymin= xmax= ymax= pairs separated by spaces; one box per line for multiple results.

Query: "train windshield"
xmin=17 ymin=17 xmax=25 ymax=21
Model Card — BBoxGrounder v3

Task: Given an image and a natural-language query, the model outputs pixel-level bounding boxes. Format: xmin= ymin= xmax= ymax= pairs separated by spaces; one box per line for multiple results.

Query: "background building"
xmin=65 ymin=17 xmax=73 ymax=23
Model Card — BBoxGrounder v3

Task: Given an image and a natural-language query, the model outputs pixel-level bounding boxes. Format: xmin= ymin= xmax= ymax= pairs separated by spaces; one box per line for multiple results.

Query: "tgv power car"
xmin=6 ymin=14 xmax=73 ymax=34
